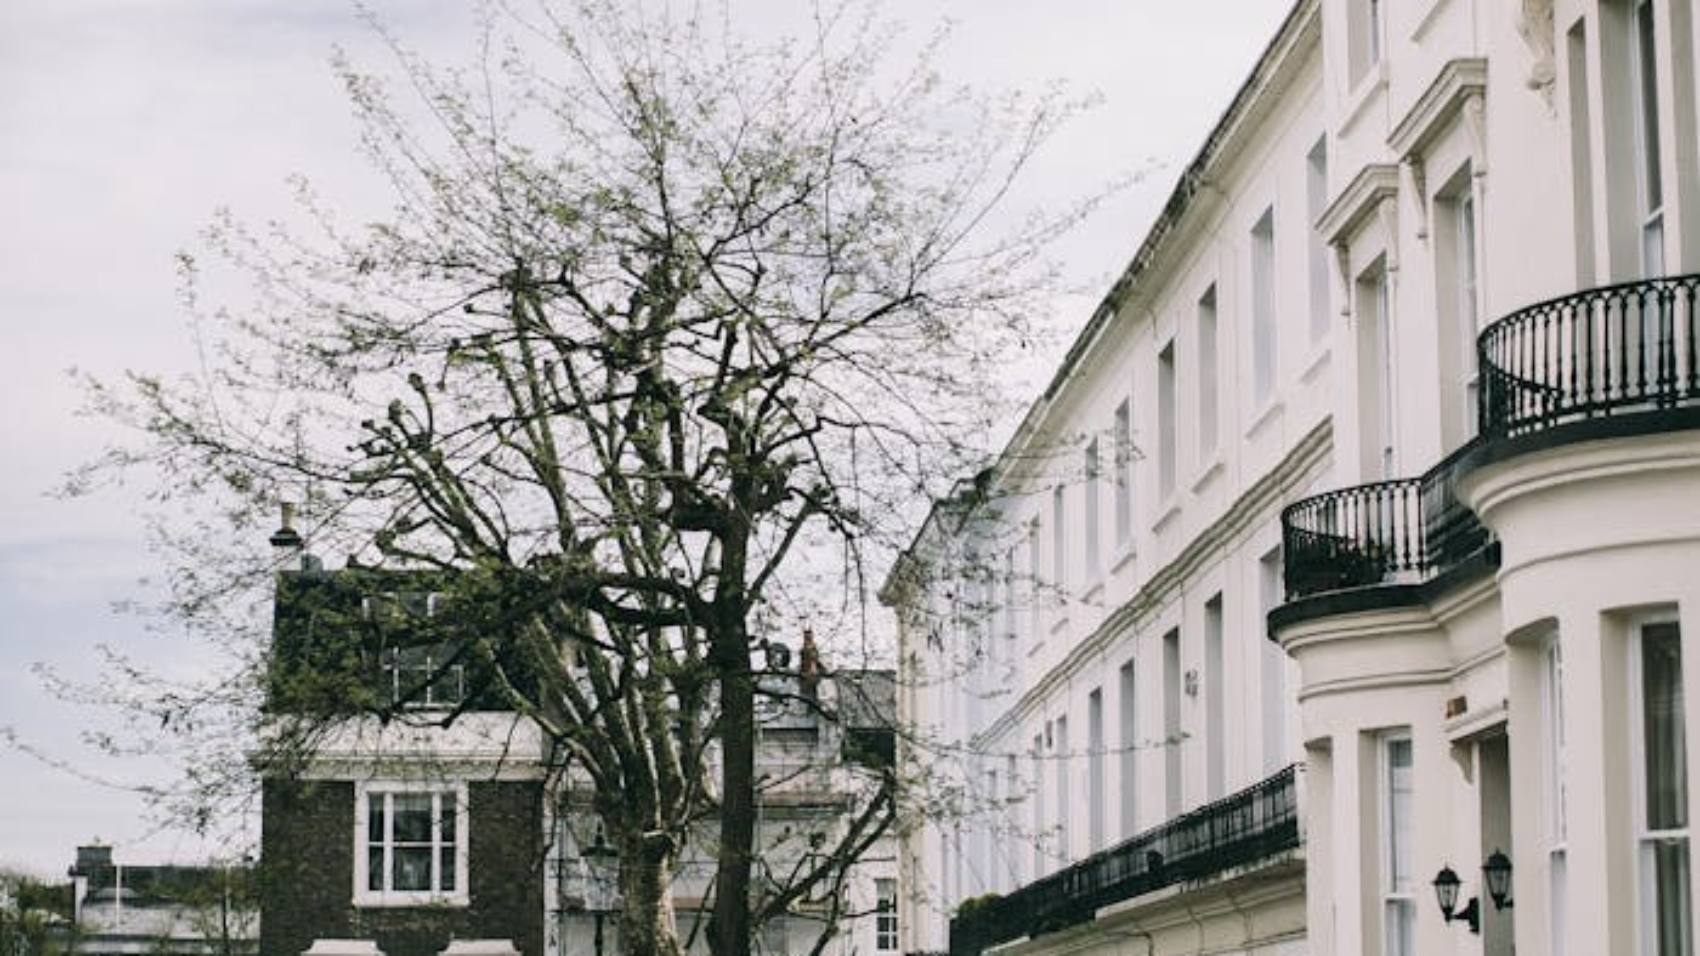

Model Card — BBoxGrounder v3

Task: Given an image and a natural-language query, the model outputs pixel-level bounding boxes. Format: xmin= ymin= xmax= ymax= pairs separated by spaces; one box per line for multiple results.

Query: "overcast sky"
xmin=0 ymin=1 xmax=1292 ymax=878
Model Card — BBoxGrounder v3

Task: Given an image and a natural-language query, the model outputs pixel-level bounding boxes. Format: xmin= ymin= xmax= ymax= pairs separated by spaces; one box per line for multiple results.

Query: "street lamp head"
xmin=583 ymin=828 xmax=618 ymax=861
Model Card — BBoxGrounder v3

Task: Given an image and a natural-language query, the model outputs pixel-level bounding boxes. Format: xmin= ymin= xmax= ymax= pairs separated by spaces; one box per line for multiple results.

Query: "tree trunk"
xmin=618 ymin=834 xmax=685 ymax=956
xmin=711 ymin=634 xmax=756 ymax=956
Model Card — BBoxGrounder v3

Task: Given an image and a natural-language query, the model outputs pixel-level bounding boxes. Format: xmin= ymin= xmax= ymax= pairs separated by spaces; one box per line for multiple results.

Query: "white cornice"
xmin=1389 ymin=58 xmax=1489 ymax=160
xmin=1316 ymin=163 xmax=1401 ymax=248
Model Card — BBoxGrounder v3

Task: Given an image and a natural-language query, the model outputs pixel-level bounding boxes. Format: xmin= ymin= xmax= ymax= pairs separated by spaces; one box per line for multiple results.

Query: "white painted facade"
xmin=889 ymin=1 xmax=1700 ymax=955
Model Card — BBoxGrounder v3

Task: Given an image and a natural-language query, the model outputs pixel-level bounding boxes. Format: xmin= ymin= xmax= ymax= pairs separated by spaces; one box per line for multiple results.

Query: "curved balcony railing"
xmin=1479 ymin=273 xmax=1700 ymax=437
xmin=1282 ymin=443 xmax=1490 ymax=602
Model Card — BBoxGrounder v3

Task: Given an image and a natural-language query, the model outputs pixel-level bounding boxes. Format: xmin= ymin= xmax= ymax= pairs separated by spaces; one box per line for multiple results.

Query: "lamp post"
xmin=580 ymin=830 xmax=619 ymax=956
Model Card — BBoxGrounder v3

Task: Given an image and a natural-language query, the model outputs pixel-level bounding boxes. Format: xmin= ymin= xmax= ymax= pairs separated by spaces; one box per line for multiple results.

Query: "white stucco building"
xmin=886 ymin=1 xmax=1700 ymax=955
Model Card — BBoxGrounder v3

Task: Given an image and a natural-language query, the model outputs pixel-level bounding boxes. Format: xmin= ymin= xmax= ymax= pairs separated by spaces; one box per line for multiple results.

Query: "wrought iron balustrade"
xmin=949 ymin=766 xmax=1299 ymax=956
xmin=1281 ymin=441 xmax=1489 ymax=602
xmin=1479 ymin=273 xmax=1700 ymax=437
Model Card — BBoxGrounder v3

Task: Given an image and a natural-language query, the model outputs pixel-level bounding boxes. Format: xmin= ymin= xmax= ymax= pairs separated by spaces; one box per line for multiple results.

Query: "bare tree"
xmin=72 ymin=1 xmax=1101 ymax=953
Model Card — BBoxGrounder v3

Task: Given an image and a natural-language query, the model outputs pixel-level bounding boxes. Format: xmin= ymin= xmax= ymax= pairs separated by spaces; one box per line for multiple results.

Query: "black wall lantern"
xmin=1432 ymin=865 xmax=1481 ymax=934
xmin=1482 ymin=849 xmax=1514 ymax=910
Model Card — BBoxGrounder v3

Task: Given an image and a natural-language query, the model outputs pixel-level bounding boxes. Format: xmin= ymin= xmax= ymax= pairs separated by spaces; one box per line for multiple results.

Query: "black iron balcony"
xmin=1479 ymin=273 xmax=1700 ymax=437
xmin=1281 ymin=442 xmax=1492 ymax=603
xmin=949 ymin=766 xmax=1300 ymax=956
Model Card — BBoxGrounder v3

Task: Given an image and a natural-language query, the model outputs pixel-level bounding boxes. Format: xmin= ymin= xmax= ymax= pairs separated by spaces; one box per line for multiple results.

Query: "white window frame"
xmin=354 ymin=780 xmax=470 ymax=907
xmin=1083 ymin=439 xmax=1102 ymax=579
xmin=1197 ymin=285 xmax=1220 ymax=460
xmin=1251 ymin=209 xmax=1278 ymax=406
xmin=1629 ymin=0 xmax=1666 ymax=276
xmin=1306 ymin=137 xmax=1331 ymax=343
xmin=1087 ymin=688 xmax=1105 ymax=851
xmin=1158 ymin=342 xmax=1177 ymax=500
xmin=1541 ymin=631 xmax=1568 ymax=956
xmin=1435 ymin=170 xmax=1481 ymax=442
xmin=1631 ymin=615 xmax=1691 ymax=956
xmin=1054 ymin=715 xmax=1071 ymax=862
xmin=1259 ymin=546 xmax=1288 ymax=773
xmin=1113 ymin=399 xmax=1135 ymax=549
xmin=1052 ymin=485 xmax=1068 ymax=598
xmin=365 ymin=591 xmax=467 ymax=710
xmin=1349 ymin=0 xmax=1385 ymax=87
xmin=874 ymin=877 xmax=898 ymax=951
xmin=1380 ymin=732 xmax=1416 ymax=956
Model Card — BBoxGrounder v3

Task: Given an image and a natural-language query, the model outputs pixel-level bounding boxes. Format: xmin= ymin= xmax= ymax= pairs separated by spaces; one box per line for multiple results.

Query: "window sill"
xmin=1109 ymin=544 xmax=1137 ymax=576
xmin=354 ymin=891 xmax=470 ymax=909
xmin=1049 ymin=614 xmax=1070 ymax=636
xmin=1245 ymin=398 xmax=1285 ymax=441
xmin=1299 ymin=345 xmax=1331 ymax=385
xmin=1153 ymin=501 xmax=1182 ymax=534
xmin=1081 ymin=581 xmax=1105 ymax=607
xmin=1190 ymin=458 xmax=1224 ymax=494
xmin=1341 ymin=62 xmax=1389 ymax=138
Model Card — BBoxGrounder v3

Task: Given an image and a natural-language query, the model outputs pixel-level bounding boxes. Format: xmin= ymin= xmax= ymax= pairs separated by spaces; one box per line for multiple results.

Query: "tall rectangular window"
xmin=356 ymin=785 xmax=466 ymax=905
xmin=1260 ymin=547 xmax=1288 ymax=772
xmin=1251 ymin=209 xmax=1278 ymax=405
xmin=1358 ymin=261 xmax=1396 ymax=478
xmin=1307 ymin=137 xmax=1331 ymax=342
xmin=1163 ymin=628 xmax=1183 ymax=815
xmin=1437 ymin=168 xmax=1480 ymax=446
xmin=1542 ymin=633 xmax=1568 ymax=956
xmin=1087 ymin=689 xmax=1105 ymax=851
xmin=1006 ymin=753 xmax=1021 ymax=886
xmin=1031 ymin=734 xmax=1046 ymax=876
xmin=1083 ymin=440 xmax=1101 ymax=578
xmin=1204 ymin=595 xmax=1225 ymax=800
xmin=1457 ymin=189 xmax=1480 ymax=437
xmin=1119 ymin=660 xmax=1140 ymax=839
xmin=1026 ymin=521 xmax=1042 ymax=642
xmin=1636 ymin=620 xmax=1691 ymax=956
xmin=1349 ymin=0 xmax=1384 ymax=85
xmin=1054 ymin=715 xmax=1071 ymax=862
xmin=1002 ymin=548 xmax=1018 ymax=667
xmin=1158 ymin=343 xmax=1177 ymax=500
xmin=1197 ymin=285 xmax=1220 ymax=460
xmin=1113 ymin=399 xmax=1135 ymax=547
xmin=1381 ymin=734 xmax=1416 ymax=956
xmin=875 ymin=877 xmax=898 ymax=951
xmin=1051 ymin=486 xmax=1068 ymax=599
xmin=1630 ymin=0 xmax=1666 ymax=276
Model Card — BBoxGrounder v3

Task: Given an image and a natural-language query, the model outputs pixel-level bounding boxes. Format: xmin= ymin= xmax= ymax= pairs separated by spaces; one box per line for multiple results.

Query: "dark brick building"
xmin=257 ymin=565 xmax=550 ymax=956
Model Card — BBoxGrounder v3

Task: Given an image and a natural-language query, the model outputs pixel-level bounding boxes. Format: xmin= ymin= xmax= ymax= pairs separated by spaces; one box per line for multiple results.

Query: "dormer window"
xmin=363 ymin=591 xmax=466 ymax=709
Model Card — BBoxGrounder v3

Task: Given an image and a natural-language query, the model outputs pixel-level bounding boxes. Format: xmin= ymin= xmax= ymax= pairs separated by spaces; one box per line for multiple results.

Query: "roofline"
xmin=1010 ymin=0 xmax=1319 ymax=461
xmin=884 ymin=0 xmax=1318 ymax=598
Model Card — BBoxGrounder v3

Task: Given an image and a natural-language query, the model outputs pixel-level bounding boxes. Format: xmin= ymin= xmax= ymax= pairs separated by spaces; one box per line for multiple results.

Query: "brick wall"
xmin=260 ymin=778 xmax=545 ymax=956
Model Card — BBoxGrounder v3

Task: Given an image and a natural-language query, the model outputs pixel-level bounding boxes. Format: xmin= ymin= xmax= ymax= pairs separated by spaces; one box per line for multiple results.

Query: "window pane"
xmin=392 ymin=847 xmax=432 ymax=891
xmin=368 ymin=847 xmax=385 ymax=892
xmin=1643 ymin=623 xmax=1688 ymax=830
xmin=439 ymin=795 xmax=457 ymax=842
xmin=369 ymin=794 xmax=386 ymax=844
xmin=1650 ymin=839 xmax=1693 ymax=956
xmin=1385 ymin=899 xmax=1414 ymax=956
xmin=1387 ymin=738 xmax=1414 ymax=890
xmin=392 ymin=793 xmax=434 ymax=843
xmin=440 ymin=846 xmax=457 ymax=892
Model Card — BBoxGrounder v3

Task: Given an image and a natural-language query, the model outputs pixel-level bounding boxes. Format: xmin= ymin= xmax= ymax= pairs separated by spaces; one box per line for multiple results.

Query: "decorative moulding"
xmin=1388 ymin=58 xmax=1489 ymax=161
xmin=1317 ymin=164 xmax=1401 ymax=249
